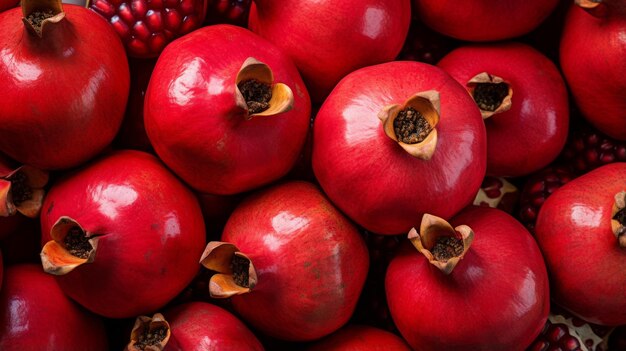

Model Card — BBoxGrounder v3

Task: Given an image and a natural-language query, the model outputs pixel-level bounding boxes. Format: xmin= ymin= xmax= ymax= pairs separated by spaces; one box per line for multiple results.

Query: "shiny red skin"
xmin=438 ymin=42 xmax=569 ymax=177
xmin=307 ymin=325 xmax=411 ymax=351
xmin=0 ymin=264 xmax=108 ymax=350
xmin=145 ymin=24 xmax=311 ymax=195
xmin=560 ymin=3 xmax=626 ymax=140
xmin=386 ymin=206 xmax=550 ymax=350
xmin=248 ymin=0 xmax=411 ymax=103
xmin=535 ymin=162 xmax=626 ymax=326
xmin=0 ymin=5 xmax=129 ymax=170
xmin=163 ymin=302 xmax=264 ymax=351
xmin=312 ymin=61 xmax=486 ymax=235
xmin=412 ymin=0 xmax=559 ymax=41
xmin=40 ymin=150 xmax=206 ymax=318
xmin=223 ymin=181 xmax=369 ymax=341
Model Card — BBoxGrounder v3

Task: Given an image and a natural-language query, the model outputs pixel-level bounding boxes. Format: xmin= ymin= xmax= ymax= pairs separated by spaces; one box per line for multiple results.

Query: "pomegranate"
xmin=248 ymin=0 xmax=411 ymax=102
xmin=313 ymin=61 xmax=486 ymax=235
xmin=560 ymin=0 xmax=626 ymax=140
xmin=438 ymin=42 xmax=569 ymax=177
xmin=145 ymin=24 xmax=311 ymax=195
xmin=0 ymin=155 xmax=48 ymax=219
xmin=473 ymin=176 xmax=519 ymax=214
xmin=535 ymin=162 xmax=626 ymax=326
xmin=307 ymin=325 xmax=411 ymax=351
xmin=126 ymin=303 xmax=264 ymax=350
xmin=386 ymin=208 xmax=550 ymax=350
xmin=39 ymin=150 xmax=206 ymax=318
xmin=0 ymin=264 xmax=108 ymax=350
xmin=412 ymin=0 xmax=560 ymax=41
xmin=200 ymin=181 xmax=369 ymax=341
xmin=0 ymin=0 xmax=129 ymax=170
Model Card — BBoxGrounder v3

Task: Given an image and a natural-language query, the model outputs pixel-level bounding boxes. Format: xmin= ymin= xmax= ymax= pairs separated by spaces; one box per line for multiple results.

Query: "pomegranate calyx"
xmin=0 ymin=165 xmax=49 ymax=218
xmin=576 ymin=0 xmax=602 ymax=9
xmin=199 ymin=241 xmax=258 ymax=298
xmin=235 ymin=57 xmax=294 ymax=120
xmin=40 ymin=216 xmax=101 ymax=275
xmin=21 ymin=0 xmax=66 ymax=38
xmin=408 ymin=213 xmax=474 ymax=274
xmin=126 ymin=313 xmax=171 ymax=351
xmin=466 ymin=72 xmax=512 ymax=120
xmin=378 ymin=90 xmax=441 ymax=160
xmin=611 ymin=190 xmax=626 ymax=248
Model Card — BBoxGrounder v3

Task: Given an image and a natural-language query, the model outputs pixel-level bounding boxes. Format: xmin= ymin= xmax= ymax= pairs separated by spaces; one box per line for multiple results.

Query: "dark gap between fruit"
xmin=9 ymin=171 xmax=32 ymax=206
xmin=64 ymin=226 xmax=93 ymax=259
xmin=614 ymin=208 xmax=626 ymax=226
xmin=231 ymin=255 xmax=250 ymax=287
xmin=134 ymin=326 xmax=168 ymax=350
xmin=26 ymin=9 xmax=56 ymax=35
xmin=472 ymin=82 xmax=509 ymax=112
xmin=432 ymin=236 xmax=463 ymax=261
xmin=393 ymin=107 xmax=432 ymax=144
xmin=238 ymin=79 xmax=271 ymax=114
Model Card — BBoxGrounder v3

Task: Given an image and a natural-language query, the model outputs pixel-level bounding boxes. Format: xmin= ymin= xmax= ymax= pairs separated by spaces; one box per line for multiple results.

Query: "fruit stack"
xmin=0 ymin=0 xmax=625 ymax=350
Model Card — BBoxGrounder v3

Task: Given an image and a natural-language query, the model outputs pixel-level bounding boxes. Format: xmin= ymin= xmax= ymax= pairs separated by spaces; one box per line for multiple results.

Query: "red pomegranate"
xmin=0 ymin=0 xmax=129 ymax=170
xmin=248 ymin=0 xmax=411 ymax=102
xmin=560 ymin=0 xmax=626 ymax=141
xmin=313 ymin=61 xmax=486 ymax=235
xmin=0 ymin=264 xmax=108 ymax=350
xmin=535 ymin=162 xmax=626 ymax=326
xmin=386 ymin=208 xmax=550 ymax=350
xmin=307 ymin=325 xmax=411 ymax=351
xmin=145 ymin=24 xmax=311 ymax=195
xmin=39 ymin=150 xmax=206 ymax=318
xmin=0 ymin=155 xmax=48 ymax=219
xmin=126 ymin=303 xmax=264 ymax=350
xmin=200 ymin=181 xmax=369 ymax=341
xmin=438 ymin=42 xmax=569 ymax=177
xmin=412 ymin=0 xmax=560 ymax=41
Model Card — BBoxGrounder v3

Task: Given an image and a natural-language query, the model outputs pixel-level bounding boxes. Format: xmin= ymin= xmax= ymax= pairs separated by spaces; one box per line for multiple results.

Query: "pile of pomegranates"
xmin=0 ymin=0 xmax=625 ymax=349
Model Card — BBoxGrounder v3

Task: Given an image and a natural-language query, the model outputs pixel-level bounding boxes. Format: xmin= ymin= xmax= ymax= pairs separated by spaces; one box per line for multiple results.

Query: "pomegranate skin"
xmin=0 ymin=0 xmax=17 ymax=12
xmin=413 ymin=0 xmax=559 ymax=41
xmin=0 ymin=264 xmax=108 ymax=351
xmin=307 ymin=325 xmax=411 ymax=351
xmin=223 ymin=181 xmax=369 ymax=341
xmin=312 ymin=61 xmax=486 ymax=235
xmin=438 ymin=42 xmax=569 ymax=177
xmin=40 ymin=150 xmax=206 ymax=318
xmin=145 ymin=24 xmax=310 ymax=195
xmin=386 ymin=207 xmax=550 ymax=350
xmin=535 ymin=162 xmax=626 ymax=326
xmin=248 ymin=0 xmax=411 ymax=102
xmin=0 ymin=4 xmax=129 ymax=170
xmin=560 ymin=3 xmax=626 ymax=141
xmin=163 ymin=302 xmax=264 ymax=351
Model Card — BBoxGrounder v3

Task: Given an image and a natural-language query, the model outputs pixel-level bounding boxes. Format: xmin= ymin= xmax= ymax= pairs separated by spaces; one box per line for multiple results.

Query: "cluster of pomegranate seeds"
xmin=204 ymin=0 xmax=251 ymax=26
xmin=89 ymin=0 xmax=207 ymax=57
xmin=559 ymin=125 xmax=626 ymax=176
xmin=528 ymin=322 xmax=584 ymax=351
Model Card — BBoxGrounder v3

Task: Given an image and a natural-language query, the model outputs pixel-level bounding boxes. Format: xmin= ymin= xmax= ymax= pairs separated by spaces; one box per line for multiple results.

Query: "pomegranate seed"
xmin=118 ymin=3 xmax=135 ymax=24
xmin=560 ymin=335 xmax=581 ymax=350
xmin=164 ymin=9 xmax=182 ymax=31
xmin=145 ymin=10 xmax=163 ymax=31
xmin=180 ymin=15 xmax=197 ymax=33
xmin=547 ymin=324 xmax=567 ymax=342
xmin=128 ymin=38 xmax=149 ymax=56
xmin=179 ymin=0 xmax=195 ymax=15
xmin=93 ymin=0 xmax=116 ymax=17
xmin=164 ymin=0 xmax=177 ymax=7
xmin=147 ymin=0 xmax=163 ymax=9
xmin=110 ymin=15 xmax=131 ymax=39
xmin=149 ymin=33 xmax=167 ymax=53
xmin=132 ymin=21 xmax=151 ymax=40
xmin=131 ymin=0 xmax=148 ymax=18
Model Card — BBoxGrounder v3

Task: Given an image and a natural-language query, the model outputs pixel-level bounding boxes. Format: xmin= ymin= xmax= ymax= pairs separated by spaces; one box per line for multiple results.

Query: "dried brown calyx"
xmin=0 ymin=165 xmax=49 ymax=218
xmin=40 ymin=216 xmax=103 ymax=275
xmin=235 ymin=57 xmax=294 ymax=119
xmin=408 ymin=213 xmax=474 ymax=274
xmin=21 ymin=0 xmax=66 ymax=38
xmin=466 ymin=72 xmax=513 ymax=120
xmin=199 ymin=241 xmax=257 ymax=298
xmin=611 ymin=191 xmax=626 ymax=248
xmin=378 ymin=90 xmax=441 ymax=160
xmin=126 ymin=313 xmax=171 ymax=351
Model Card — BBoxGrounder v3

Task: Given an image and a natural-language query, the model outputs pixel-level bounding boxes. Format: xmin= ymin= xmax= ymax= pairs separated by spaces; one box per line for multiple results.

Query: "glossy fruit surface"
xmin=145 ymin=24 xmax=310 ymax=195
xmin=0 ymin=264 xmax=108 ymax=350
xmin=0 ymin=1 xmax=129 ymax=170
xmin=307 ymin=325 xmax=410 ymax=351
xmin=535 ymin=162 xmax=626 ymax=325
xmin=313 ymin=61 xmax=486 ymax=235
xmin=40 ymin=150 xmax=206 ymax=318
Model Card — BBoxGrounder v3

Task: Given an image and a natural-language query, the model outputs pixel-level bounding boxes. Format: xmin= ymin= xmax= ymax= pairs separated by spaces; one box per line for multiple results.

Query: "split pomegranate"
xmin=535 ymin=162 xmax=626 ymax=325
xmin=307 ymin=325 xmax=411 ymax=351
xmin=313 ymin=61 xmax=486 ymax=235
xmin=39 ymin=150 xmax=206 ymax=318
xmin=0 ymin=0 xmax=129 ymax=170
xmin=438 ymin=42 xmax=569 ymax=177
xmin=0 ymin=264 xmax=108 ymax=350
xmin=386 ymin=208 xmax=550 ymax=350
xmin=145 ymin=24 xmax=311 ymax=195
xmin=248 ymin=0 xmax=411 ymax=102
xmin=473 ymin=176 xmax=519 ymax=214
xmin=560 ymin=0 xmax=626 ymax=140
xmin=200 ymin=181 xmax=369 ymax=341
